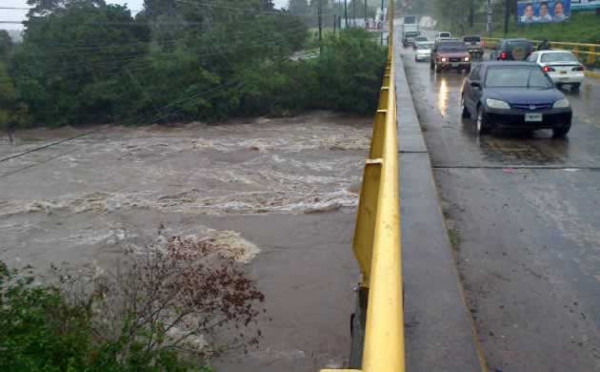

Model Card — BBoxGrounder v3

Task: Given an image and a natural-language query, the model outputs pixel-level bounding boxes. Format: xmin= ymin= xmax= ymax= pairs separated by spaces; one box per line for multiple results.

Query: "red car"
xmin=431 ymin=40 xmax=471 ymax=73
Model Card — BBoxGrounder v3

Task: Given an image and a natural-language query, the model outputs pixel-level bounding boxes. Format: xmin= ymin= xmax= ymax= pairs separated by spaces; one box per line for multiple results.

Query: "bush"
xmin=6 ymin=1 xmax=386 ymax=127
xmin=236 ymin=28 xmax=386 ymax=117
xmin=315 ymin=28 xmax=387 ymax=114
xmin=0 ymin=228 xmax=266 ymax=371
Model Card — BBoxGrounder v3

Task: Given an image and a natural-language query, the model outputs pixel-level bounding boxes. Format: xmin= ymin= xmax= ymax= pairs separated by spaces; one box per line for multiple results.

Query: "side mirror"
xmin=471 ymin=81 xmax=481 ymax=89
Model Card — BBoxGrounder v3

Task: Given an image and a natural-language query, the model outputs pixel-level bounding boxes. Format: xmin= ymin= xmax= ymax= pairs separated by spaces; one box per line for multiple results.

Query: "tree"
xmin=26 ymin=0 xmax=106 ymax=16
xmin=0 ymin=63 xmax=29 ymax=141
xmin=0 ymin=31 xmax=12 ymax=61
xmin=15 ymin=2 xmax=150 ymax=125
xmin=260 ymin=0 xmax=276 ymax=11
xmin=288 ymin=0 xmax=309 ymax=15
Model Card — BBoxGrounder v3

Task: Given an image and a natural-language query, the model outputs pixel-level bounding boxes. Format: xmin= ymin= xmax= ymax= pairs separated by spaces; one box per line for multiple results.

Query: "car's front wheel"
xmin=553 ymin=124 xmax=571 ymax=138
xmin=476 ymin=107 xmax=491 ymax=135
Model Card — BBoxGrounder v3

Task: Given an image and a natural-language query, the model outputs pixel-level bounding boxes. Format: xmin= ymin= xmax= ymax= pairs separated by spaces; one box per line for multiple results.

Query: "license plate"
xmin=451 ymin=63 xmax=459 ymax=67
xmin=560 ymin=71 xmax=567 ymax=75
xmin=525 ymin=113 xmax=543 ymax=122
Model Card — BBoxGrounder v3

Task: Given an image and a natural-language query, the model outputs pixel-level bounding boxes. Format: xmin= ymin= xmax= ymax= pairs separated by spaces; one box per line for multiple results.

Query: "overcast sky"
xmin=1 ymin=0 xmax=289 ymax=29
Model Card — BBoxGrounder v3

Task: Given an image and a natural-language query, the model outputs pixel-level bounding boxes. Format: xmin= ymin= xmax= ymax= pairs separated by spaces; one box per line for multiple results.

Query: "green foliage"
xmin=0 ymin=30 xmax=12 ymax=60
xmin=13 ymin=3 xmax=150 ymax=126
xmin=235 ymin=28 xmax=385 ymax=116
xmin=0 ymin=62 xmax=30 ymax=133
xmin=0 ymin=262 xmax=94 ymax=371
xmin=0 ymin=232 xmax=265 ymax=370
xmin=6 ymin=0 xmax=385 ymax=128
xmin=315 ymin=28 xmax=386 ymax=114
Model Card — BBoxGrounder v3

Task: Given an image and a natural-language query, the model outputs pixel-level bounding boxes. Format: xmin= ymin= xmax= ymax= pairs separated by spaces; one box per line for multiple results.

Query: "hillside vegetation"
xmin=1 ymin=0 xmax=386 ymax=129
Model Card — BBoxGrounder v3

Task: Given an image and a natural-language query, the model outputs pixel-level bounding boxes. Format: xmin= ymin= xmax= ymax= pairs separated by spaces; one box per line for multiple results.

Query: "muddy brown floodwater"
xmin=0 ymin=111 xmax=369 ymax=371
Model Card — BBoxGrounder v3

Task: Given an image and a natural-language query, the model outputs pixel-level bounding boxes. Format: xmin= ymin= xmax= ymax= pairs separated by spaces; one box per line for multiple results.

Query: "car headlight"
xmin=464 ymin=57 xmax=470 ymax=62
xmin=441 ymin=57 xmax=447 ymax=62
xmin=486 ymin=98 xmax=510 ymax=110
xmin=553 ymin=98 xmax=570 ymax=108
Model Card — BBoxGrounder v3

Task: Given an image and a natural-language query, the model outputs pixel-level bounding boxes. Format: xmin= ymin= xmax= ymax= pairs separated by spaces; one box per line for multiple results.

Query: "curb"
xmin=585 ymin=70 xmax=600 ymax=78
xmin=394 ymin=41 xmax=488 ymax=371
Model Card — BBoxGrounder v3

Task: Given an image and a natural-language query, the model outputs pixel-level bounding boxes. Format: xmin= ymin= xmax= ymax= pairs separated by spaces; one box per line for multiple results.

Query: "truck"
xmin=402 ymin=15 xmax=420 ymax=48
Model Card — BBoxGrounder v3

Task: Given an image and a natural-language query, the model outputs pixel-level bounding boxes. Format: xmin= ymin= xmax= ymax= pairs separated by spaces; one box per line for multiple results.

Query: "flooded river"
xmin=0 ymin=111 xmax=369 ymax=371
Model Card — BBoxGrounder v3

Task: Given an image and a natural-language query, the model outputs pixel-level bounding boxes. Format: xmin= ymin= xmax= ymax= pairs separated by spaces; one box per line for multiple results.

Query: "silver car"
xmin=415 ymin=42 xmax=434 ymax=62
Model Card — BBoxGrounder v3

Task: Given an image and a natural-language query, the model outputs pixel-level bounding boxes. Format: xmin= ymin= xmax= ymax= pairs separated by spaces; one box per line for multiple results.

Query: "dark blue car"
xmin=460 ymin=62 xmax=572 ymax=137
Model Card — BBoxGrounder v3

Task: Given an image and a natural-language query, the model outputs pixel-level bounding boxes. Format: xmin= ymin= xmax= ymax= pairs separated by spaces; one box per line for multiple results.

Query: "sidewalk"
xmin=395 ymin=42 xmax=487 ymax=371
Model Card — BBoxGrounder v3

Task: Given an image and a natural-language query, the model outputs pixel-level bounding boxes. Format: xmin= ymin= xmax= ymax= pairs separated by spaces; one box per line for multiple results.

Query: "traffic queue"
xmin=405 ymin=34 xmax=586 ymax=137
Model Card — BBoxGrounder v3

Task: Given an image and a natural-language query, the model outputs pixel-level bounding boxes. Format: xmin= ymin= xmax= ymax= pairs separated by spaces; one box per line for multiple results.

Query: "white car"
xmin=415 ymin=42 xmax=434 ymax=62
xmin=528 ymin=50 xmax=585 ymax=89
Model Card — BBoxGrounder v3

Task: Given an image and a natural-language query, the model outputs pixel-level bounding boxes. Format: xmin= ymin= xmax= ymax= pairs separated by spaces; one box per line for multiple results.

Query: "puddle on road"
xmin=478 ymin=137 xmax=568 ymax=165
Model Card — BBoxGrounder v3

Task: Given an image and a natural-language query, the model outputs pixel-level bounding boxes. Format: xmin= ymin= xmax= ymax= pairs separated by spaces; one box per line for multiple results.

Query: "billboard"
xmin=517 ymin=0 xmax=571 ymax=23
xmin=571 ymin=0 xmax=600 ymax=10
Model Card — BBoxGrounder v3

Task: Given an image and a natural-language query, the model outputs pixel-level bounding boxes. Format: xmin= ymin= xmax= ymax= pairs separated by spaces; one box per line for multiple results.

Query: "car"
xmin=460 ymin=62 xmax=572 ymax=137
xmin=490 ymin=38 xmax=534 ymax=61
xmin=412 ymin=36 xmax=429 ymax=50
xmin=527 ymin=50 xmax=585 ymax=90
xmin=431 ymin=40 xmax=471 ymax=73
xmin=437 ymin=31 xmax=452 ymax=39
xmin=462 ymin=35 xmax=483 ymax=60
xmin=402 ymin=31 xmax=420 ymax=47
xmin=415 ymin=42 xmax=434 ymax=62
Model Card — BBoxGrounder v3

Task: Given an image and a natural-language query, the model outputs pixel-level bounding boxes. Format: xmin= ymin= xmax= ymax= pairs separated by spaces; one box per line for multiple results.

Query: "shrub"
xmin=0 ymin=228 xmax=265 ymax=371
xmin=315 ymin=29 xmax=387 ymax=114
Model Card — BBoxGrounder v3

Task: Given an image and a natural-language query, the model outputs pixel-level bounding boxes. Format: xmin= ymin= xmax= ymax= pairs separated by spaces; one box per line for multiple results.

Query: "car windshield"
xmin=406 ymin=32 xmax=419 ymax=37
xmin=439 ymin=33 xmax=451 ymax=37
xmin=439 ymin=42 xmax=467 ymax=52
xmin=541 ymin=52 xmax=578 ymax=63
xmin=417 ymin=43 xmax=433 ymax=50
xmin=485 ymin=66 xmax=553 ymax=88
xmin=463 ymin=36 xmax=480 ymax=42
xmin=404 ymin=16 xmax=416 ymax=23
xmin=416 ymin=37 xmax=428 ymax=42
xmin=506 ymin=41 xmax=532 ymax=50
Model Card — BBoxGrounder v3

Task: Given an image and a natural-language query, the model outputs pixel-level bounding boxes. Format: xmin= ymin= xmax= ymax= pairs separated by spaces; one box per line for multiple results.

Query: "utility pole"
xmin=364 ymin=0 xmax=367 ymax=29
xmin=318 ymin=0 xmax=323 ymax=48
xmin=380 ymin=0 xmax=384 ymax=45
xmin=486 ymin=0 xmax=492 ymax=36
xmin=469 ymin=0 xmax=474 ymax=28
xmin=504 ymin=0 xmax=510 ymax=36
xmin=334 ymin=14 xmax=337 ymax=35
xmin=344 ymin=0 xmax=348 ymax=28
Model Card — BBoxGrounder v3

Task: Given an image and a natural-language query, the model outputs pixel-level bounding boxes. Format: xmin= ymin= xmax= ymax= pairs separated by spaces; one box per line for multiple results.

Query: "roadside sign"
xmin=517 ymin=0 xmax=571 ymax=24
xmin=571 ymin=0 xmax=600 ymax=10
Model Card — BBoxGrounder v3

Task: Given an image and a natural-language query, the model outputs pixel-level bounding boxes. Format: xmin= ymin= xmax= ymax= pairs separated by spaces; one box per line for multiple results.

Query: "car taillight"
xmin=500 ymin=51 xmax=507 ymax=59
xmin=543 ymin=66 xmax=555 ymax=72
xmin=573 ymin=65 xmax=585 ymax=71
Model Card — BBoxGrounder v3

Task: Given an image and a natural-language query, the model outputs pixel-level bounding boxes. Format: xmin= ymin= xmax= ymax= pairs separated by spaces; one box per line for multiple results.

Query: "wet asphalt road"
xmin=401 ymin=45 xmax=600 ymax=371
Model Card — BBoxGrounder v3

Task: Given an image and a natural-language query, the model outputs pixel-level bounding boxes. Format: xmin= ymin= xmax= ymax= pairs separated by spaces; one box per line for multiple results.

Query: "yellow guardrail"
xmin=482 ymin=37 xmax=600 ymax=78
xmin=322 ymin=1 xmax=405 ymax=372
